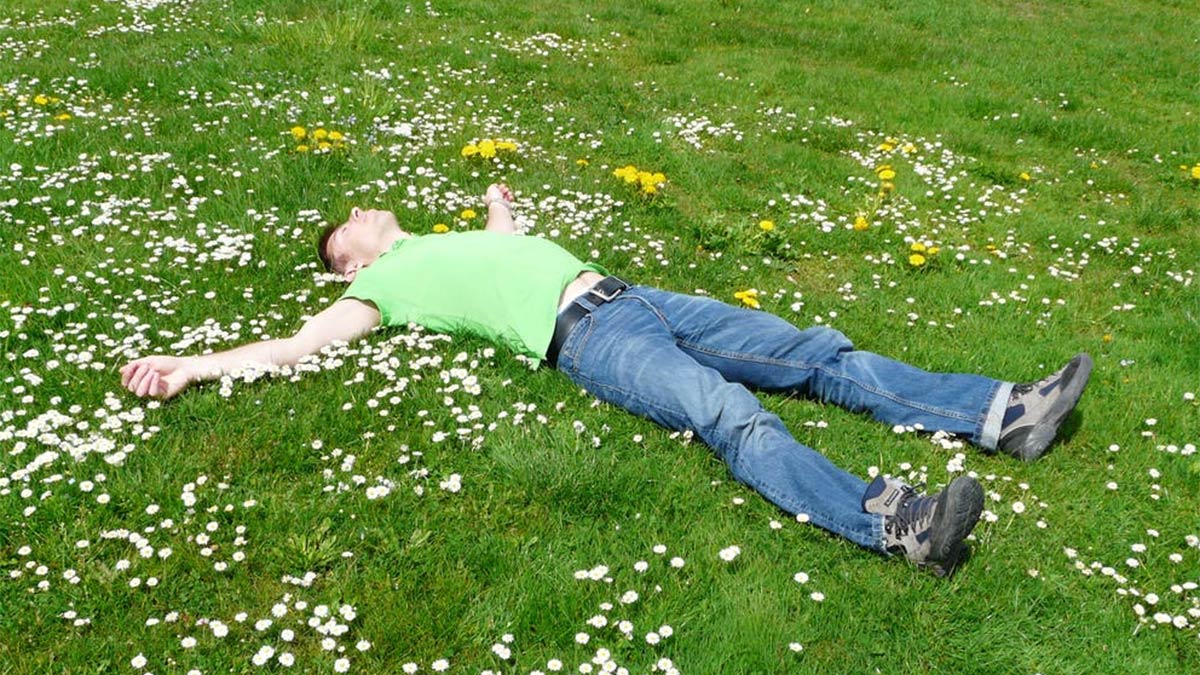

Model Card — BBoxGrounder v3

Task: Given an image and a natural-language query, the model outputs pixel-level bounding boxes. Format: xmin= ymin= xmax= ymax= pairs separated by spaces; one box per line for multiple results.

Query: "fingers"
xmin=120 ymin=359 xmax=142 ymax=387
xmin=122 ymin=362 xmax=143 ymax=390
xmin=136 ymin=369 xmax=157 ymax=398
xmin=147 ymin=372 xmax=161 ymax=398
xmin=128 ymin=364 xmax=153 ymax=397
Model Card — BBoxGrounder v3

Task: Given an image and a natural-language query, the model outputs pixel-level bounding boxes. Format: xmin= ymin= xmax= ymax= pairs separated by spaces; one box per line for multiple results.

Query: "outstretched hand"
xmin=119 ymin=356 xmax=194 ymax=399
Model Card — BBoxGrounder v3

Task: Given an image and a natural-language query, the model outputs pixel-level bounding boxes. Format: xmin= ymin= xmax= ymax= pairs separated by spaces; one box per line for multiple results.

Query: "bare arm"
xmin=119 ymin=298 xmax=381 ymax=399
xmin=482 ymin=183 xmax=516 ymax=234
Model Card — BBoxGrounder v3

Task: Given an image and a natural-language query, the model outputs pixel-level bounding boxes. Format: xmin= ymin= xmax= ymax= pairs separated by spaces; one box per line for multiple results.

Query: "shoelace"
xmin=884 ymin=482 xmax=937 ymax=538
xmin=1008 ymin=382 xmax=1034 ymax=401
xmin=1009 ymin=366 xmax=1067 ymax=403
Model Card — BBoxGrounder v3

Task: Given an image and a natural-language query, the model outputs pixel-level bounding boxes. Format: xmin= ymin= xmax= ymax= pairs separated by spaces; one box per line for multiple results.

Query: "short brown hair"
xmin=316 ymin=222 xmax=340 ymax=273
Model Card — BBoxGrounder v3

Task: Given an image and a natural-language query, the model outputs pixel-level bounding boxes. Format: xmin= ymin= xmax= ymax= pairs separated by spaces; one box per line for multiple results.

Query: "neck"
xmin=383 ymin=229 xmax=408 ymax=248
xmin=362 ymin=229 xmax=408 ymax=267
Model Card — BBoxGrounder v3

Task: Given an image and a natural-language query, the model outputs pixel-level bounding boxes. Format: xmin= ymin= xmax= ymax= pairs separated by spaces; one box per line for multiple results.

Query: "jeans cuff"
xmin=871 ymin=513 xmax=888 ymax=553
xmin=979 ymin=380 xmax=1015 ymax=450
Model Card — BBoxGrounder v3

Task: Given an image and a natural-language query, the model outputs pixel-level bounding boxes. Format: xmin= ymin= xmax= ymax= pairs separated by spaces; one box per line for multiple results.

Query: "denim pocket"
xmin=560 ymin=313 xmax=594 ymax=375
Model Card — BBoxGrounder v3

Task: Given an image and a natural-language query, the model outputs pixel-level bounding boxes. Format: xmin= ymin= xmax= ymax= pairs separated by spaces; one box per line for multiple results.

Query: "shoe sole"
xmin=927 ymin=476 xmax=983 ymax=572
xmin=928 ymin=542 xmax=968 ymax=578
xmin=1010 ymin=353 xmax=1093 ymax=461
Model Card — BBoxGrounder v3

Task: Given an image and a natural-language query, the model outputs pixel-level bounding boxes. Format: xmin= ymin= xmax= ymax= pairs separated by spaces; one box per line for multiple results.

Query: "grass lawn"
xmin=1 ymin=0 xmax=1198 ymax=673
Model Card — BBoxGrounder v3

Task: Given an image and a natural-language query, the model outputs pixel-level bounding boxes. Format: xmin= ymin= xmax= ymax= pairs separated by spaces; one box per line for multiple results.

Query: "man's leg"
xmin=632 ymin=287 xmax=1014 ymax=451
xmin=554 ymin=289 xmax=886 ymax=552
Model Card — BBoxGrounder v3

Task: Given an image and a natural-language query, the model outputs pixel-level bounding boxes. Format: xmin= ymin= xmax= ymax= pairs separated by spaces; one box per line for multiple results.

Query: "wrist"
xmin=183 ymin=357 xmax=211 ymax=383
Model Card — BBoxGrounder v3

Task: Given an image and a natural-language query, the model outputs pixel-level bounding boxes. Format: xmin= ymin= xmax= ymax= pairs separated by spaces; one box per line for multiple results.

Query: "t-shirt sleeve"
xmin=341 ymin=282 xmax=412 ymax=327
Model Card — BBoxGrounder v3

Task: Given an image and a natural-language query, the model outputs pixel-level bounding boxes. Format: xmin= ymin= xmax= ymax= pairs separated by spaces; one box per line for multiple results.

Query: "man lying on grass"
xmin=120 ymin=183 xmax=1093 ymax=576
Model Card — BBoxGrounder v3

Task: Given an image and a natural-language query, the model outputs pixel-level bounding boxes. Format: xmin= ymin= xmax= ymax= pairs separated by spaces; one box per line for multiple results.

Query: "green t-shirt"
xmin=341 ymin=230 xmax=609 ymax=363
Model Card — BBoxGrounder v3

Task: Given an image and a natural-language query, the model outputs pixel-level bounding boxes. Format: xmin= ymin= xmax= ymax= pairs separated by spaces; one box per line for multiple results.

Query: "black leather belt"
xmin=546 ymin=275 xmax=631 ymax=369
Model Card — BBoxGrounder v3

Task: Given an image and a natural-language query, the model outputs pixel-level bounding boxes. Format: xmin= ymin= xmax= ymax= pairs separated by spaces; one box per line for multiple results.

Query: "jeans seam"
xmin=572 ymin=371 xmax=692 ymax=425
xmin=621 ymin=291 xmax=674 ymax=330
xmin=678 ymin=340 xmax=977 ymax=423
xmin=813 ymin=363 xmax=979 ymax=423
xmin=678 ymin=339 xmax=815 ymax=369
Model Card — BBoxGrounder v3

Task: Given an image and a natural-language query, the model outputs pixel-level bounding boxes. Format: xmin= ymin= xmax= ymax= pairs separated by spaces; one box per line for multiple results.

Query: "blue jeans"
xmin=554 ymin=285 xmax=1013 ymax=552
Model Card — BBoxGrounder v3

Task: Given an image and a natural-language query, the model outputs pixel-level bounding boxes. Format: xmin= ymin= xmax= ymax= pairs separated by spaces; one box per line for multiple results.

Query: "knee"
xmin=728 ymin=409 xmax=786 ymax=455
xmin=723 ymin=410 xmax=789 ymax=472
xmin=803 ymin=326 xmax=854 ymax=360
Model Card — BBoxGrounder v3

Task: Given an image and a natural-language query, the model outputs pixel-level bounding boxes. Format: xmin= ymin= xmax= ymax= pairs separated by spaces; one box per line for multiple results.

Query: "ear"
xmin=342 ymin=267 xmax=359 ymax=283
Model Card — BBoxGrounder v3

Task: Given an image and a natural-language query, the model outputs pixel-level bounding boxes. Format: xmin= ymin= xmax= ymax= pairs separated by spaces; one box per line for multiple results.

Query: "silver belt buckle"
xmin=587 ymin=278 xmax=626 ymax=302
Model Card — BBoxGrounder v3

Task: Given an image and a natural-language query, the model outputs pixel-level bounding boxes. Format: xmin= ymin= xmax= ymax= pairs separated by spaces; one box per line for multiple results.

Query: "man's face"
xmin=326 ymin=207 xmax=401 ymax=277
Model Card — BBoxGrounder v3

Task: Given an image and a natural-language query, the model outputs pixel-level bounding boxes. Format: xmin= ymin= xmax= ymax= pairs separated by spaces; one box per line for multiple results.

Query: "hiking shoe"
xmin=862 ymin=475 xmax=983 ymax=576
xmin=997 ymin=353 xmax=1093 ymax=461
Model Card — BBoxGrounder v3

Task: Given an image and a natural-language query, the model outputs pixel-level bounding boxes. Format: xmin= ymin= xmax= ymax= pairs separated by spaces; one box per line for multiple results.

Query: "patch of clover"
xmin=1063 ymin=533 xmax=1200 ymax=635
xmin=661 ymin=112 xmax=744 ymax=151
xmin=0 ymin=385 xmax=161 ymax=506
xmin=0 ymin=6 xmax=86 ymax=32
xmin=132 ymin=592 xmax=377 ymax=673
xmin=0 ymin=75 xmax=159 ymax=147
xmin=490 ymin=31 xmax=621 ymax=62
xmin=0 ymin=35 xmax=50 ymax=62
xmin=318 ymin=441 xmax=464 ymax=500
xmin=6 ymin=474 xmax=255 ymax=597
xmin=89 ymin=0 xmax=210 ymax=38
xmin=466 ymin=544 xmax=695 ymax=674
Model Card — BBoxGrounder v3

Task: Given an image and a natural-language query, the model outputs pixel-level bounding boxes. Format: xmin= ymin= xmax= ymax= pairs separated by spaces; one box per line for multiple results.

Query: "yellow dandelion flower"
xmin=54 ymin=113 xmax=71 ymax=121
xmin=312 ymin=128 xmax=328 ymax=141
xmin=613 ymin=165 xmax=638 ymax=183
xmin=295 ymin=144 xmax=310 ymax=153
xmin=877 ymin=139 xmax=896 ymax=152
xmin=290 ymin=126 xmax=307 ymax=141
xmin=329 ymin=131 xmax=345 ymax=141
xmin=877 ymin=168 xmax=897 ymax=181
xmin=641 ymin=184 xmax=658 ymax=196
xmin=758 ymin=220 xmax=775 ymax=232
xmin=460 ymin=208 xmax=477 ymax=220
xmin=461 ymin=144 xmax=479 ymax=158
xmin=901 ymin=142 xmax=916 ymax=154
xmin=1019 ymin=171 xmax=1031 ymax=181
xmin=734 ymin=289 xmax=761 ymax=309
xmin=495 ymin=140 xmax=518 ymax=151
xmin=576 ymin=158 xmax=589 ymax=166
xmin=317 ymin=141 xmax=332 ymax=151
xmin=33 ymin=94 xmax=49 ymax=106
xmin=880 ymin=181 xmax=895 ymax=192
xmin=1191 ymin=165 xmax=1200 ymax=180
xmin=650 ymin=172 xmax=666 ymax=185
xmin=432 ymin=223 xmax=449 ymax=233
xmin=478 ymin=139 xmax=497 ymax=158
xmin=910 ymin=242 xmax=927 ymax=253
xmin=853 ymin=216 xmax=869 ymax=231
xmin=927 ymin=246 xmax=940 ymax=255
xmin=909 ymin=253 xmax=927 ymax=267
xmin=1102 ymin=333 xmax=1113 ymax=343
